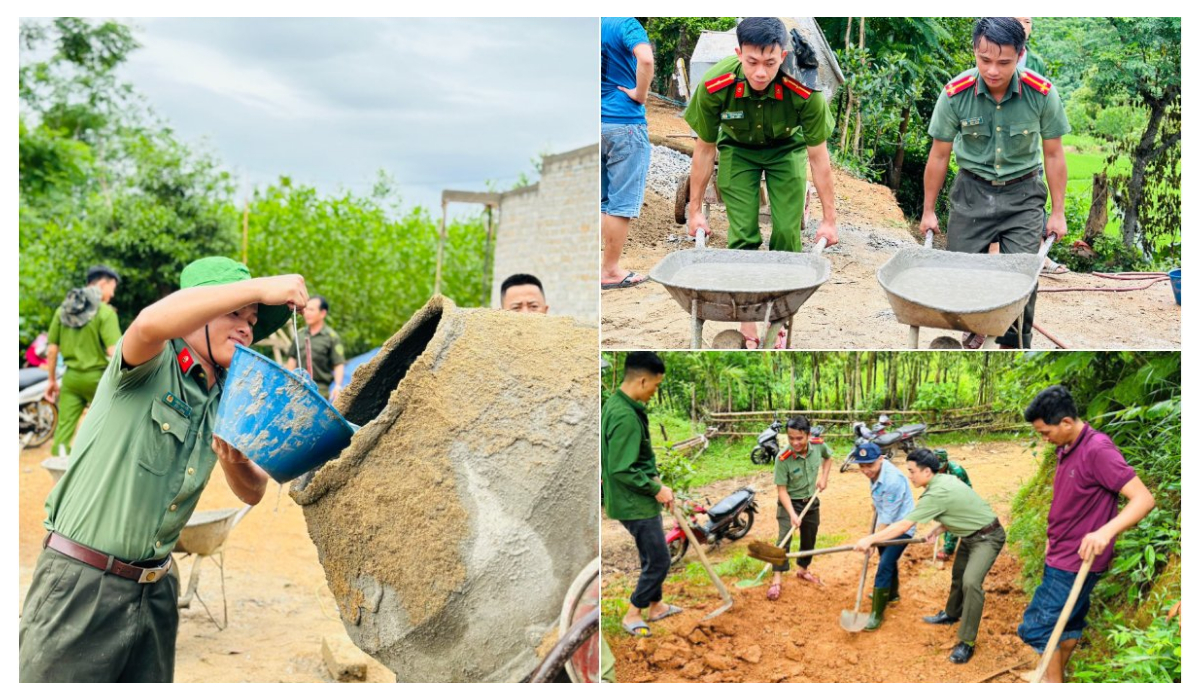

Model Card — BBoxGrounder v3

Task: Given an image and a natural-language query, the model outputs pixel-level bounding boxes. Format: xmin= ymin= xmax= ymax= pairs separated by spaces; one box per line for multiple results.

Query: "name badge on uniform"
xmin=161 ymin=392 xmax=192 ymax=419
xmin=721 ymin=111 xmax=744 ymax=120
xmin=961 ymin=117 xmax=983 ymax=127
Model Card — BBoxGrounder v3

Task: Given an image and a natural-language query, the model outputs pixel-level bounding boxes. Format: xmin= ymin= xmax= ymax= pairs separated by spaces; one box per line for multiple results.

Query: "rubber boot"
xmin=889 ymin=576 xmax=900 ymax=602
xmin=864 ymin=588 xmax=889 ymax=632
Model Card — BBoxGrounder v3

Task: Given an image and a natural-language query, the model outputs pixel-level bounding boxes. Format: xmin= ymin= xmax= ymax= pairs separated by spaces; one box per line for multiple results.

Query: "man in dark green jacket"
xmin=936 ymin=449 xmax=974 ymax=561
xmin=602 ymin=351 xmax=679 ymax=637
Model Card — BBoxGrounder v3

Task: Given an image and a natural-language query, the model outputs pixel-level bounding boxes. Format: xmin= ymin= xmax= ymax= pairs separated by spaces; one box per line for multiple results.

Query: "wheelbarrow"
xmin=174 ymin=504 xmax=252 ymax=630
xmin=877 ymin=231 xmax=1056 ymax=349
xmin=524 ymin=557 xmax=600 ymax=683
xmin=650 ymin=231 xmax=831 ymax=349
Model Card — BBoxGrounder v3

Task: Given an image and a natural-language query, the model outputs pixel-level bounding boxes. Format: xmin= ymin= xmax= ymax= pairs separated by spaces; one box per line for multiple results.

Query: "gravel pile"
xmin=646 ymin=145 xmax=691 ymax=200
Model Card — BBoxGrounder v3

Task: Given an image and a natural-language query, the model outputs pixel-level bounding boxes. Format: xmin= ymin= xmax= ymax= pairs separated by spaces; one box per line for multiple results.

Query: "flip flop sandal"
xmin=961 ymin=332 xmax=986 ymax=350
xmin=741 ymin=333 xmax=762 ymax=350
xmin=796 ymin=570 xmax=825 ymax=587
xmin=601 ymin=271 xmax=647 ymax=290
xmin=647 ymin=604 xmax=684 ymax=622
xmin=622 ymin=620 xmax=651 ymax=637
xmin=766 ymin=583 xmax=782 ymax=601
xmin=773 ymin=328 xmax=788 ymax=350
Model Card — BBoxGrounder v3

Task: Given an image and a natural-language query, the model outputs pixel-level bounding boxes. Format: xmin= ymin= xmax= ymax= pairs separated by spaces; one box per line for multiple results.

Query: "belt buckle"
xmin=990 ymin=179 xmax=1004 ymax=186
xmin=137 ymin=558 xmax=171 ymax=584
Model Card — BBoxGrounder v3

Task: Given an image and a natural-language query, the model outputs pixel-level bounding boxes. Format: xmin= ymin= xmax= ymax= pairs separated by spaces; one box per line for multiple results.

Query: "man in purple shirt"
xmin=1018 ymin=385 xmax=1156 ymax=682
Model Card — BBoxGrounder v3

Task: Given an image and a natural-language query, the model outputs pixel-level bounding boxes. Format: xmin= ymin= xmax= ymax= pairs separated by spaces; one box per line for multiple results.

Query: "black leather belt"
xmin=961 ymin=168 xmax=1040 ymax=187
xmin=967 ymin=518 xmax=1003 ymax=539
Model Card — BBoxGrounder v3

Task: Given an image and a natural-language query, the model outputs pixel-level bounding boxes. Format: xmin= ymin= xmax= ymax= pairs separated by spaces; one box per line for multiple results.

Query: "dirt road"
xmin=601 ymin=97 xmax=1181 ymax=350
xmin=603 ymin=440 xmax=1040 ymax=683
xmin=18 ymin=443 xmax=394 ymax=682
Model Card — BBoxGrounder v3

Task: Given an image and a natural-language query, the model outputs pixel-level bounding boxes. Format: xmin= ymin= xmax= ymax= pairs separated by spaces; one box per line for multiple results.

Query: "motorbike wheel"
xmin=725 ymin=510 xmax=756 ymax=541
xmin=750 ymin=447 xmax=771 ymax=465
xmin=667 ymin=537 xmax=688 ymax=567
xmin=20 ymin=400 xmax=57 ymax=449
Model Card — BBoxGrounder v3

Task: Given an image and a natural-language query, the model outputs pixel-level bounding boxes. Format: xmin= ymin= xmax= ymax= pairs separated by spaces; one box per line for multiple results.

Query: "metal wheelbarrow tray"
xmin=877 ymin=233 xmax=1054 ymax=345
xmin=650 ymin=246 xmax=831 ymax=348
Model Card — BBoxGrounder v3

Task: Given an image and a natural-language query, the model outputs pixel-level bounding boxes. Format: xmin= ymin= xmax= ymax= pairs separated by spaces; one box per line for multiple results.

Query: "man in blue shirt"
xmin=601 ymin=17 xmax=654 ymax=290
xmin=852 ymin=443 xmax=916 ymax=631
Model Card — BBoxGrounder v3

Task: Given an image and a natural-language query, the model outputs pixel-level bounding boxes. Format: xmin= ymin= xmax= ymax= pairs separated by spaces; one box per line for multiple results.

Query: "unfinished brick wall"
xmin=491 ymin=144 xmax=599 ymax=325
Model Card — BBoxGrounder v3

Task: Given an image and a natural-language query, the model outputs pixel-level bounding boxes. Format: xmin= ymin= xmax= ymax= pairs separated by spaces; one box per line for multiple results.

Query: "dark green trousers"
xmin=19 ymin=547 xmax=179 ymax=682
xmin=947 ymin=172 xmax=1046 ymax=348
xmin=944 ymin=525 xmax=1006 ymax=644
xmin=718 ymin=142 xmax=808 ymax=252
xmin=51 ymin=368 xmax=104 ymax=456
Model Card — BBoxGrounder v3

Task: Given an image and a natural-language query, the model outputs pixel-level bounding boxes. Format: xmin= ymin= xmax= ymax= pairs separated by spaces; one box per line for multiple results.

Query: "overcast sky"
xmin=115 ymin=17 xmax=598 ymax=212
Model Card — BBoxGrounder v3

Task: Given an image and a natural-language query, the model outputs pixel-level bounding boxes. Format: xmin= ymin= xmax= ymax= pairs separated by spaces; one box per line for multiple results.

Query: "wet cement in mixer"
xmin=887 ymin=267 xmax=1032 ymax=311
xmin=669 ymin=263 xmax=822 ymax=292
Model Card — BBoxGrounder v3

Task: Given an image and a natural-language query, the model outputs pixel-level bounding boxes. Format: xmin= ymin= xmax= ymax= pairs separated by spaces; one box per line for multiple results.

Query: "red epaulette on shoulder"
xmin=1020 ymin=70 xmax=1052 ymax=95
xmin=945 ymin=74 xmax=977 ymax=97
xmin=705 ymin=72 xmax=736 ymax=94
xmin=781 ymin=75 xmax=813 ymax=99
xmin=780 ymin=450 xmax=794 ymax=461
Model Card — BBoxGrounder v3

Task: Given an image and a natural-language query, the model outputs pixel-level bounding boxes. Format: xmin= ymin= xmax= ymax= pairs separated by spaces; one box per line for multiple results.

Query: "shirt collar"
xmin=615 ymin=388 xmax=647 ymax=416
xmin=173 ymin=338 xmax=220 ymax=389
xmin=733 ymin=63 xmax=785 ymax=101
xmin=976 ymin=70 xmax=1022 ymax=103
xmin=1057 ymin=423 xmax=1092 ymax=460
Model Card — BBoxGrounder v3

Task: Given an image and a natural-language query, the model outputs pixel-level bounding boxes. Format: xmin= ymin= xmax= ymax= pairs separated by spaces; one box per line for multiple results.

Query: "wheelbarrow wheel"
xmin=726 ymin=511 xmax=755 ymax=541
xmin=674 ymin=175 xmax=689 ymax=225
xmin=667 ymin=536 xmax=688 ymax=567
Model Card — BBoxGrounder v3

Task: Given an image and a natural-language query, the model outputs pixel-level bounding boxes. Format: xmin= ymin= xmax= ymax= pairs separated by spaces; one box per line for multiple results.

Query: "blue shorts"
xmin=601 ymin=122 xmax=650 ymax=218
xmin=1017 ymin=563 xmax=1103 ymax=653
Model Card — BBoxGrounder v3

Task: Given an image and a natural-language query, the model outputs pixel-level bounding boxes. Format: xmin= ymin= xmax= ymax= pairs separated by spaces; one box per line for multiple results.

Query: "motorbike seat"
xmin=19 ymin=368 xmax=48 ymax=391
xmin=897 ymin=423 xmax=926 ymax=437
xmin=874 ymin=431 xmax=903 ymax=447
xmin=706 ymin=489 xmax=752 ymax=520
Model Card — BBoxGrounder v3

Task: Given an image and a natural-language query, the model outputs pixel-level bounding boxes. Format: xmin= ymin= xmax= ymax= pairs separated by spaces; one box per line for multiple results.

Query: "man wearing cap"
xmin=851 ymin=443 xmax=915 ymax=631
xmin=683 ymin=16 xmax=839 ymax=348
xmin=935 ymin=449 xmax=973 ymax=561
xmin=285 ymin=295 xmax=346 ymax=401
xmin=920 ymin=17 xmax=1069 ymax=349
xmin=19 ymin=257 xmax=307 ymax=682
xmin=854 ymin=447 xmax=1005 ymax=664
xmin=44 ymin=265 xmax=123 ymax=456
xmin=1017 ymin=386 xmax=1155 ymax=682
xmin=767 ymin=415 xmax=833 ymax=600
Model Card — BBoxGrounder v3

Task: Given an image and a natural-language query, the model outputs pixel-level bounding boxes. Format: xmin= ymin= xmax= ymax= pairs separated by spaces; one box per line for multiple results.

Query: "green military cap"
xmin=180 ymin=257 xmax=290 ymax=343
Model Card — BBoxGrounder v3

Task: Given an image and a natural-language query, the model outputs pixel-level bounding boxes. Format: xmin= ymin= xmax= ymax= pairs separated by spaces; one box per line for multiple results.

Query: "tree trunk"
xmin=853 ymin=18 xmax=866 ymax=155
xmin=889 ymin=106 xmax=911 ymax=190
xmin=839 ymin=19 xmax=854 ymax=152
xmin=1084 ymin=171 xmax=1109 ymax=245
xmin=1121 ymin=84 xmax=1179 ymax=249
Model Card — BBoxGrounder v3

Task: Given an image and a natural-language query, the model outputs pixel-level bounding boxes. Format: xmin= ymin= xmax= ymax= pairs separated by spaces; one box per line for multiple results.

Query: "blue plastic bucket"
xmin=1169 ymin=268 xmax=1181 ymax=305
xmin=214 ymin=345 xmax=356 ymax=482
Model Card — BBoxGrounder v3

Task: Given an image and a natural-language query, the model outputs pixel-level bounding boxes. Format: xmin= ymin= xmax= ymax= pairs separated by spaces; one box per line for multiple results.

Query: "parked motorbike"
xmin=749 ymin=418 xmax=783 ymax=465
xmin=665 ymin=486 xmax=757 ymax=566
xmin=19 ymin=366 xmax=61 ymax=449
xmin=839 ymin=413 xmax=927 ymax=472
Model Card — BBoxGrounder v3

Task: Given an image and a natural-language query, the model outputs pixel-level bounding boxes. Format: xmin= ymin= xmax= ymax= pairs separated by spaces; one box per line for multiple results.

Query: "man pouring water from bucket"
xmin=20 ymin=257 xmax=307 ymax=682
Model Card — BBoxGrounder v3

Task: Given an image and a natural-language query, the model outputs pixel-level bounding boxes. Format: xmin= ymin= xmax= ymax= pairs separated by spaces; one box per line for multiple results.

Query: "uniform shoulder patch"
xmin=781 ymin=74 xmax=814 ymax=99
xmin=779 ymin=450 xmax=794 ymax=461
xmin=705 ymin=72 xmax=736 ymax=94
xmin=1019 ymin=70 xmax=1052 ymax=95
xmin=944 ymin=73 xmax=977 ymax=97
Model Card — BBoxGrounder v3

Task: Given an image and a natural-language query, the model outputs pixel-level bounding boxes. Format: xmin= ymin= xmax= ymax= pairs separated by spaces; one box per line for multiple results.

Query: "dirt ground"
xmin=601 ymin=97 xmax=1181 ymax=350
xmin=18 ymin=442 xmax=395 ymax=683
xmin=603 ymin=440 xmax=1041 ymax=683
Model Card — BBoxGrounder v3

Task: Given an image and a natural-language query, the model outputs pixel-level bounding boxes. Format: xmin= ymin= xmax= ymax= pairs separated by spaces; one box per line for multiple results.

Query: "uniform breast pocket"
xmin=959 ymin=123 xmax=992 ymax=158
xmin=140 ymin=400 xmax=190 ymax=476
xmin=720 ymin=114 xmax=752 ymax=142
xmin=1008 ymin=121 xmax=1041 ymax=157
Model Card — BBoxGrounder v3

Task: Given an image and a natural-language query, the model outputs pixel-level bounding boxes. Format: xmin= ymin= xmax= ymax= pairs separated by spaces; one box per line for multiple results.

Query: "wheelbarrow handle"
xmin=813 ymin=238 xmax=827 ymax=255
xmin=924 ymin=229 xmax=934 ymax=249
xmin=1038 ymin=232 xmax=1058 ymax=261
xmin=695 ymin=228 xmax=707 ymax=250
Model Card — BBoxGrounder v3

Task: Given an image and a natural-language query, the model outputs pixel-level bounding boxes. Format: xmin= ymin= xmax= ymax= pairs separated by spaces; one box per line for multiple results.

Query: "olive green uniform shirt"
xmin=47 ymin=303 xmax=122 ymax=373
xmin=601 ymin=389 xmax=662 ymax=521
xmin=907 ymin=473 xmax=998 ymax=537
xmin=44 ymin=337 xmax=224 ymax=562
xmin=773 ymin=441 xmax=833 ymax=501
xmin=684 ymin=55 xmax=833 ymax=150
xmin=286 ymin=323 xmax=346 ymax=394
xmin=928 ymin=68 xmax=1070 ymax=181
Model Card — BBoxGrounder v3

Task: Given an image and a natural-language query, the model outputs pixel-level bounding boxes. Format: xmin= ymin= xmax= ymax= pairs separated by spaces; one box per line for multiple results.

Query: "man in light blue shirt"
xmin=852 ymin=442 xmax=915 ymax=631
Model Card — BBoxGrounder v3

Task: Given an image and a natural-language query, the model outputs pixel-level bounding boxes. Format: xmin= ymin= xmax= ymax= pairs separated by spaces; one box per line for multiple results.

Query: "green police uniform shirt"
xmin=601 ymin=389 xmax=663 ymax=521
xmin=907 ymin=473 xmax=998 ymax=537
xmin=47 ymin=302 xmax=122 ymax=373
xmin=774 ymin=441 xmax=833 ymax=501
xmin=928 ymin=68 xmax=1070 ymax=181
xmin=684 ymin=55 xmax=833 ymax=149
xmin=286 ymin=324 xmax=346 ymax=391
xmin=44 ymin=337 xmax=224 ymax=562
